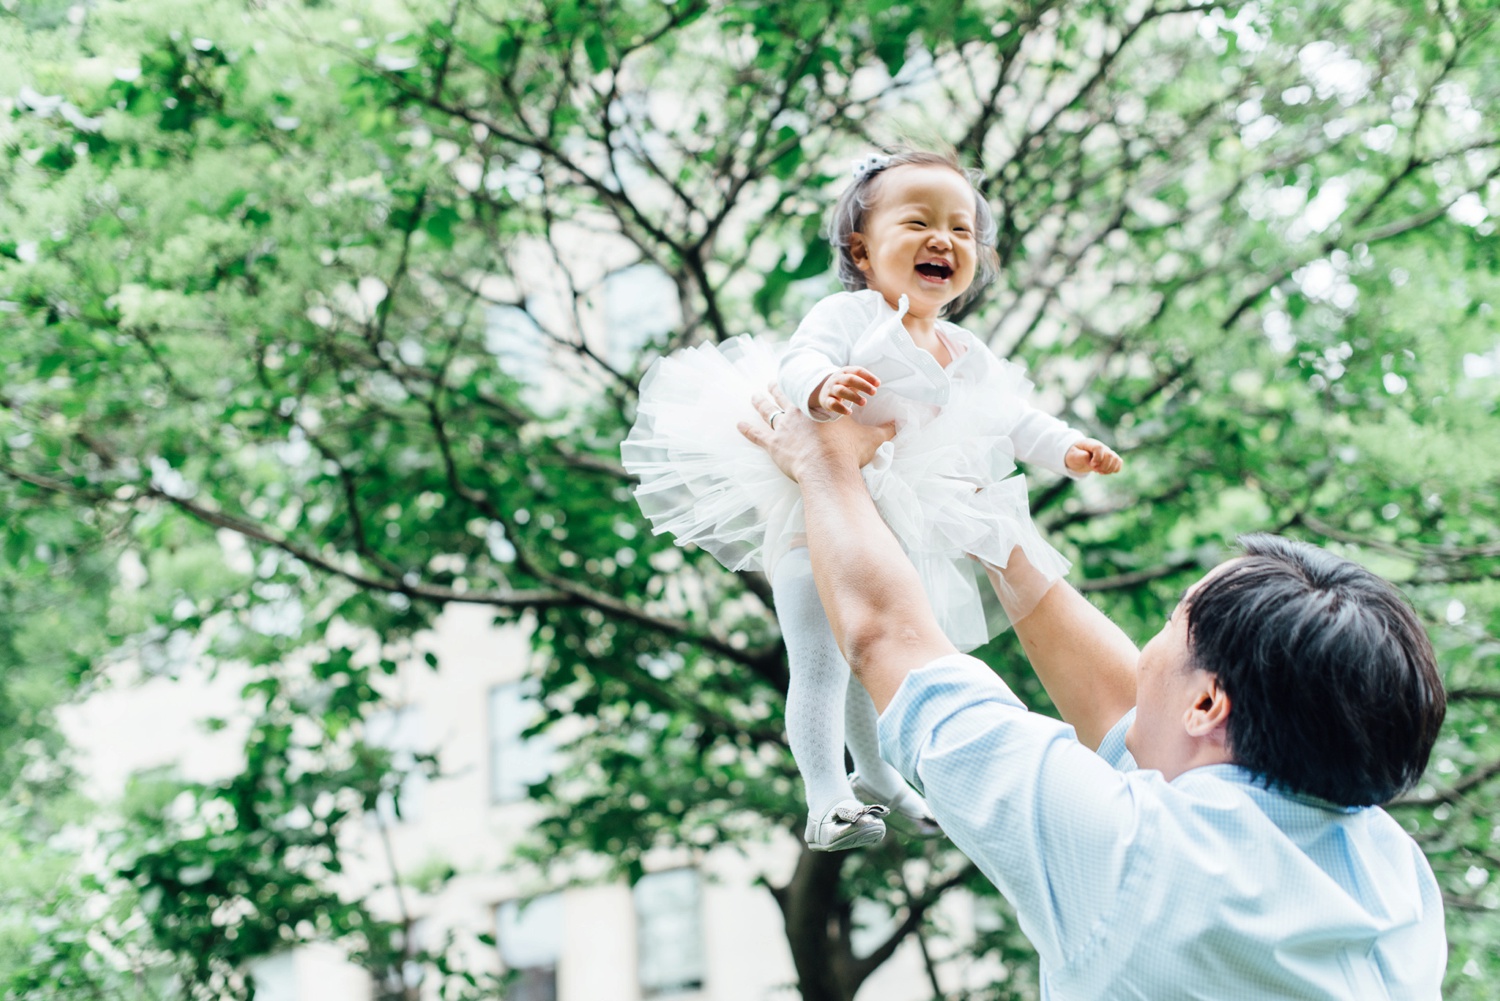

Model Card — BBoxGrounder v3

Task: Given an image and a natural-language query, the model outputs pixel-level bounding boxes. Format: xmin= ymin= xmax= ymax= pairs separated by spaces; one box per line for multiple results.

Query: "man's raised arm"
xmin=738 ymin=391 xmax=954 ymax=711
xmin=1000 ymin=565 xmax=1139 ymax=749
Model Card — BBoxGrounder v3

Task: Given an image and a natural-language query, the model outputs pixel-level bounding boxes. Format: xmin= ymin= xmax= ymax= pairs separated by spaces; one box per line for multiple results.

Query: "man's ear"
xmin=1183 ymin=673 xmax=1230 ymax=741
xmin=849 ymin=233 xmax=873 ymax=276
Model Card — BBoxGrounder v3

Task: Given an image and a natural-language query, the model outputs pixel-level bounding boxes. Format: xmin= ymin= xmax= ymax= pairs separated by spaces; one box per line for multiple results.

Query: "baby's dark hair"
xmin=829 ymin=146 xmax=1000 ymax=314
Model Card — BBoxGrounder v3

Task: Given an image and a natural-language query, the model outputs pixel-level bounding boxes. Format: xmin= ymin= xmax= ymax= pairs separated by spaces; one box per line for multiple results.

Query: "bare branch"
xmin=1447 ymin=688 xmax=1500 ymax=702
xmin=850 ymin=865 xmax=976 ymax=985
xmin=1077 ymin=559 xmax=1200 ymax=592
xmin=1394 ymin=755 xmax=1500 ymax=808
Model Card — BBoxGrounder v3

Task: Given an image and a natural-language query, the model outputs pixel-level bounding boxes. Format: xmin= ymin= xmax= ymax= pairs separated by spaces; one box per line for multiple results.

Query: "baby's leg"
xmin=845 ymin=669 xmax=943 ymax=837
xmin=773 ymin=548 xmax=855 ymax=816
xmin=843 ymin=672 xmax=908 ymax=801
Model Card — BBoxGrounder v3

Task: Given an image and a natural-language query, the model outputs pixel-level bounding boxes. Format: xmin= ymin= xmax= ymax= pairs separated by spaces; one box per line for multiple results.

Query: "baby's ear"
xmin=848 ymin=233 xmax=872 ymax=273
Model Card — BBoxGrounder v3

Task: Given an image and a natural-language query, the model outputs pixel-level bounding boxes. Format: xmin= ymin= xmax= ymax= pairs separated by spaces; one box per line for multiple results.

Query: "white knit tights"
xmin=774 ymin=548 xmax=913 ymax=814
xmin=843 ymin=670 xmax=910 ymax=802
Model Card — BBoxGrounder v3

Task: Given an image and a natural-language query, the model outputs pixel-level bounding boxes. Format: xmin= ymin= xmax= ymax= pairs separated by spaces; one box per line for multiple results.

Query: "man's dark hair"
xmin=1184 ymin=534 xmax=1446 ymax=807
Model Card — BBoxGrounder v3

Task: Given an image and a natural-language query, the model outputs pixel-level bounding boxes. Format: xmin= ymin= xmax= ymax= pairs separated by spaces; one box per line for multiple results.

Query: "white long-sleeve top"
xmin=777 ymin=290 xmax=1085 ymax=478
xmin=623 ymin=288 xmax=1084 ymax=647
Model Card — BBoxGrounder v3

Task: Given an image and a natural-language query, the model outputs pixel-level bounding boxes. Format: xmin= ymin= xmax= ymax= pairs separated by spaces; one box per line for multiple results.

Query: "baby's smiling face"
xmin=848 ymin=164 xmax=980 ymax=320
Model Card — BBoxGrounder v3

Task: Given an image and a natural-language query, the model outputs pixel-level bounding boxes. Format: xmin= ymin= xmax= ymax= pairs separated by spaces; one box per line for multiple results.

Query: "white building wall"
xmin=60 ymin=602 xmax=952 ymax=1001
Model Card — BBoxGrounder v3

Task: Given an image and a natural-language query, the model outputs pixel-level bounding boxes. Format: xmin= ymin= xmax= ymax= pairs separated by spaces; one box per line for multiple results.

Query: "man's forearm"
xmin=1003 ymin=573 xmax=1139 ymax=750
xmin=797 ymin=462 xmax=957 ymax=713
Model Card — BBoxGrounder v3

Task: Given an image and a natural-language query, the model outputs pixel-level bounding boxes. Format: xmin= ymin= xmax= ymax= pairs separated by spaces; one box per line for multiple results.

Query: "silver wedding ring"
xmin=768 ymin=409 xmax=786 ymax=429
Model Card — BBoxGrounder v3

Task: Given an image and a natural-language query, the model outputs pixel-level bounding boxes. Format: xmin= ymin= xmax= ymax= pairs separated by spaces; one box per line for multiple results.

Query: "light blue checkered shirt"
xmin=879 ymin=654 xmax=1446 ymax=999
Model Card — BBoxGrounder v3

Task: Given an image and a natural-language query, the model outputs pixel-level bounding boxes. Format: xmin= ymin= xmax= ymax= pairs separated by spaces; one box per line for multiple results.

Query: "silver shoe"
xmin=850 ymin=772 xmax=944 ymax=839
xmin=804 ymin=799 xmax=889 ymax=852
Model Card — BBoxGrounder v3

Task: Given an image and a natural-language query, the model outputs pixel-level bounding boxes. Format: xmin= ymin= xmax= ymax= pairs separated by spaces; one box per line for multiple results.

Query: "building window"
xmin=489 ymin=681 xmax=552 ymax=804
xmin=496 ymin=893 xmax=563 ymax=1001
xmin=634 ymin=868 xmax=705 ymax=996
xmin=365 ymin=704 xmax=427 ymax=825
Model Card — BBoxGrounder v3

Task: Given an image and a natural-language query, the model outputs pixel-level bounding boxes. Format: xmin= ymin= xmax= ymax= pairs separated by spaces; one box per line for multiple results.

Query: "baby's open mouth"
xmin=916 ymin=262 xmax=953 ymax=280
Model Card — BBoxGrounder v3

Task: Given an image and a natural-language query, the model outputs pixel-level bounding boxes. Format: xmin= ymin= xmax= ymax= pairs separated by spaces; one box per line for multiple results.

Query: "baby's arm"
xmin=1063 ymin=438 xmax=1122 ymax=476
xmin=779 ymin=294 xmax=879 ymax=421
xmin=1010 ymin=407 xmax=1122 ymax=479
xmin=815 ymin=367 xmax=881 ymax=417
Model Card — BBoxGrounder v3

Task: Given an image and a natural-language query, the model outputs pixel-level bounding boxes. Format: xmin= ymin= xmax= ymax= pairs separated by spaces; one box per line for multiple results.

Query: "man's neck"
xmin=1157 ymin=743 xmax=1234 ymax=783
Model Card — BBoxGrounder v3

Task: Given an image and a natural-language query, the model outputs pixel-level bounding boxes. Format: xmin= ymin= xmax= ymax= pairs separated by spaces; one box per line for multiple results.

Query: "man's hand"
xmin=739 ymin=385 xmax=893 ymax=482
xmin=1065 ymin=438 xmax=1123 ymax=476
xmin=815 ymin=366 xmax=881 ymax=417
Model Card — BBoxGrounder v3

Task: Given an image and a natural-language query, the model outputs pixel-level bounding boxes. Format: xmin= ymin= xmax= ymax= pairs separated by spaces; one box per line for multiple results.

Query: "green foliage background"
xmin=1 ymin=0 xmax=1497 ymax=998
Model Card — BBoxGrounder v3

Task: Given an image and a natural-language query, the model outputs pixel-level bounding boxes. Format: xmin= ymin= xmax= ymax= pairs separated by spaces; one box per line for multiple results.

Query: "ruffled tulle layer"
xmin=621 ymin=336 xmax=801 ymax=575
xmin=621 ymin=335 xmax=1069 ymax=649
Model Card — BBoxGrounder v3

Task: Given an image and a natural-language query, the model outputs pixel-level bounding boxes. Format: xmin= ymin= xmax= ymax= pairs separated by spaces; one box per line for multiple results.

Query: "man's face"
xmin=1125 ymin=565 xmax=1235 ymax=778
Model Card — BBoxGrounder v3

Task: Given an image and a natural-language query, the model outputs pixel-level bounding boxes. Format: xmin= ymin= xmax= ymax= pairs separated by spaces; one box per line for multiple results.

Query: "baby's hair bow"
xmin=851 ymin=153 xmax=891 ymax=181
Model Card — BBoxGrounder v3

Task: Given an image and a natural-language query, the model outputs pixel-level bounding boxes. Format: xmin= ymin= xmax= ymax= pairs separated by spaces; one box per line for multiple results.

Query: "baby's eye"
xmin=905 ymin=219 xmax=926 ymax=227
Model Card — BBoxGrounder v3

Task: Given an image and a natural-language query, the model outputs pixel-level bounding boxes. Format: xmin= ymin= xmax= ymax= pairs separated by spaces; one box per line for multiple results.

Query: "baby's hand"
xmin=816 ymin=366 xmax=880 ymax=417
xmin=1065 ymin=438 xmax=1123 ymax=476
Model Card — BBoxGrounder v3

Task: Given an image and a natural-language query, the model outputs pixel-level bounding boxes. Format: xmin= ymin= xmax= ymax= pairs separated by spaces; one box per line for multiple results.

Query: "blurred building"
xmin=61 ymin=601 xmax=995 ymax=1001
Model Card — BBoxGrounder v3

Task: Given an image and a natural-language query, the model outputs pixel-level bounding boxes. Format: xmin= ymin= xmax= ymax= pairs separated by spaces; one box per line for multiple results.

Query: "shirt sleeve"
xmin=879 ymin=654 xmax=1151 ymax=971
xmin=1096 ymin=708 xmax=1138 ymax=771
xmin=1008 ymin=405 xmax=1087 ymax=478
xmin=778 ymin=293 xmax=866 ymax=421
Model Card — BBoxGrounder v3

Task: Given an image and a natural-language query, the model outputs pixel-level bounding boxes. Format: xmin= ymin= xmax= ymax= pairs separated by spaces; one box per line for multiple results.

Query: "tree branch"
xmin=1394 ymin=755 xmax=1500 ymax=808
xmin=849 ymin=864 xmax=975 ymax=986
xmin=1077 ymin=559 xmax=1199 ymax=592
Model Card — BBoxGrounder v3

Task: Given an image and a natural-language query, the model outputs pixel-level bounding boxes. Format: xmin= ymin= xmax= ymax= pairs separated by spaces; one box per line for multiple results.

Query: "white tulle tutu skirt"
xmin=621 ymin=335 xmax=1070 ymax=649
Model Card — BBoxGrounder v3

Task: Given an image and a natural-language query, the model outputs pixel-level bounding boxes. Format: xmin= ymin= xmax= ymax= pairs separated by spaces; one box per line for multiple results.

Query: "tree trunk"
xmin=775 ymin=846 xmax=859 ymax=1001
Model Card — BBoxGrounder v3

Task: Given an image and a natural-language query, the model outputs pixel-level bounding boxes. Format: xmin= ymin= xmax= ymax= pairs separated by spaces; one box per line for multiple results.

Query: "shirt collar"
xmin=1175 ymin=763 xmax=1363 ymax=814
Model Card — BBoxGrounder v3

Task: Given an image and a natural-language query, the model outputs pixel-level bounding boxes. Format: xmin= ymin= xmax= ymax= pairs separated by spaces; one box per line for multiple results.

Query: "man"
xmin=739 ymin=390 xmax=1447 ymax=999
